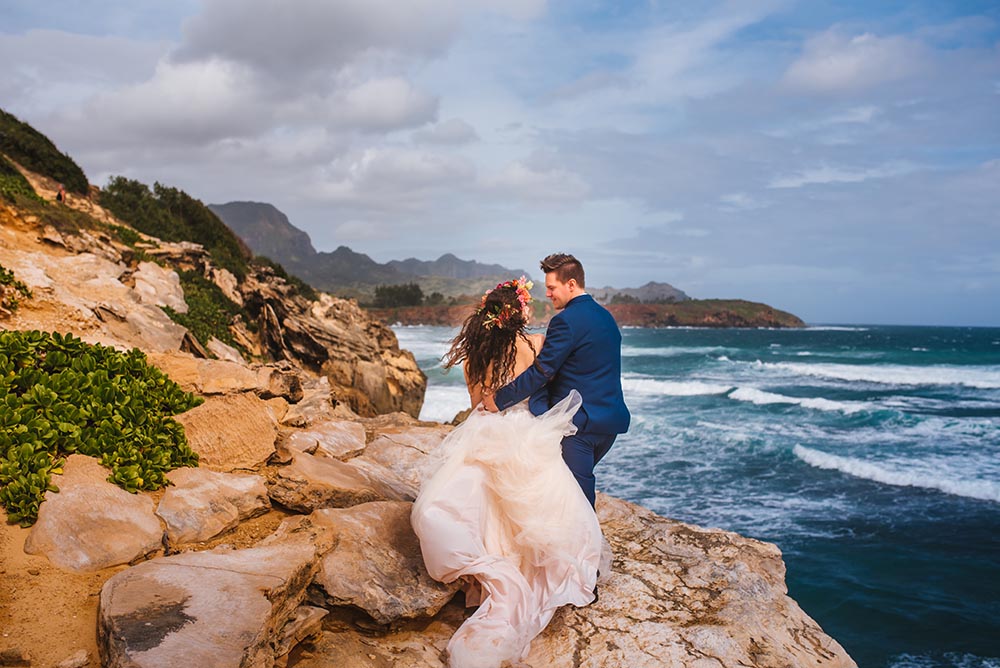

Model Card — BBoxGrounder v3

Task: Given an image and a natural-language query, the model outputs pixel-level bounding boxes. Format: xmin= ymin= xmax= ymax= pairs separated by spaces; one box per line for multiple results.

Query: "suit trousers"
xmin=560 ymin=432 xmax=617 ymax=508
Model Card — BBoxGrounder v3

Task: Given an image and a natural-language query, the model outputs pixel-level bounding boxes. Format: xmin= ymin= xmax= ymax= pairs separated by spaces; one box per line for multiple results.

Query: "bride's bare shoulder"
xmin=528 ymin=333 xmax=545 ymax=351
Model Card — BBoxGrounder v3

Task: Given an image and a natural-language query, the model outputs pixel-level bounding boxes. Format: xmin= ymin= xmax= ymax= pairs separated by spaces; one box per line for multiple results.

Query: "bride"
xmin=411 ymin=277 xmax=607 ymax=668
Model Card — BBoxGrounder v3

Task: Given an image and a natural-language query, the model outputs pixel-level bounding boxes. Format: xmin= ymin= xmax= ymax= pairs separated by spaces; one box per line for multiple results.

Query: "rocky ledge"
xmin=0 ymin=359 xmax=856 ymax=666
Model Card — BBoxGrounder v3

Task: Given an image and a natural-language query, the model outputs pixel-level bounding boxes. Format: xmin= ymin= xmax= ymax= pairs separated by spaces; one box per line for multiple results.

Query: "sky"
xmin=3 ymin=1 xmax=999 ymax=325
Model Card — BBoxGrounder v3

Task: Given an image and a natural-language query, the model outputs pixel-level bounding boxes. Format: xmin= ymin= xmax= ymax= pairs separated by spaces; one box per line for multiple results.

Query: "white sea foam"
xmin=622 ymin=375 xmax=732 ymax=396
xmin=805 ymin=326 xmax=870 ymax=331
xmin=793 ymin=445 xmax=1000 ymax=503
xmin=729 ymin=387 xmax=872 ymax=414
xmin=621 ymin=345 xmax=731 ymax=357
xmin=761 ymin=361 xmax=1000 ymax=389
xmin=419 ymin=385 xmax=471 ymax=423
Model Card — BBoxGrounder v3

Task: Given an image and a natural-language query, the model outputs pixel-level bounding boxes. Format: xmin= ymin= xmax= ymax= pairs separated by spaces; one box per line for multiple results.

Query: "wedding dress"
xmin=411 ymin=390 xmax=607 ymax=668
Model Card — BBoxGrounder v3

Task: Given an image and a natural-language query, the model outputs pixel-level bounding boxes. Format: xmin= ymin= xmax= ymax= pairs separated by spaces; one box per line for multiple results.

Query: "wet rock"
xmin=24 ymin=455 xmax=163 ymax=572
xmin=98 ymin=520 xmax=333 ymax=668
xmin=309 ymin=502 xmax=461 ymax=624
xmin=175 ymin=393 xmax=278 ymax=471
xmin=156 ymin=468 xmax=270 ymax=545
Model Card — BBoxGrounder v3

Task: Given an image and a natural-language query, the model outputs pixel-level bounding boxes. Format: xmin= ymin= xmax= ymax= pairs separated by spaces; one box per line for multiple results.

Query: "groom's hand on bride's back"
xmin=482 ymin=390 xmax=499 ymax=412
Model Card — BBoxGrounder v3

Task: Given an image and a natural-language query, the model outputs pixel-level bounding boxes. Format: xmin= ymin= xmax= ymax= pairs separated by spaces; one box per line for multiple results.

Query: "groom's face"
xmin=545 ymin=273 xmax=575 ymax=310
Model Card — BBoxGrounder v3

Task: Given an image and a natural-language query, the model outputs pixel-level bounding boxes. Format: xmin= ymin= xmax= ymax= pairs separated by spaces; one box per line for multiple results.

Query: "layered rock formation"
xmin=0 ymin=162 xmax=426 ymax=417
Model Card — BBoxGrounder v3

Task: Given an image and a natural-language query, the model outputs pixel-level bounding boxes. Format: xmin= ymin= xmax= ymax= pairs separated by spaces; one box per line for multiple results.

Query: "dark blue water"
xmin=394 ymin=325 xmax=1000 ymax=668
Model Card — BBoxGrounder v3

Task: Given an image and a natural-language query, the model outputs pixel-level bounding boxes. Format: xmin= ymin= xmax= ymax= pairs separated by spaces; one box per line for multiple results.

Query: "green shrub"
xmin=100 ymin=177 xmax=251 ymax=279
xmin=0 ymin=331 xmax=202 ymax=526
xmin=163 ymin=271 xmax=250 ymax=352
xmin=0 ymin=263 xmax=32 ymax=315
xmin=0 ymin=155 xmax=43 ymax=203
xmin=0 ymin=109 xmax=89 ymax=194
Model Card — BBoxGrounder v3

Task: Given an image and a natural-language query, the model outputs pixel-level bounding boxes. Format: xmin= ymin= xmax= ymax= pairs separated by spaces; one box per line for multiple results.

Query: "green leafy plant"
xmin=163 ymin=271 xmax=250 ymax=351
xmin=0 ymin=109 xmax=89 ymax=195
xmin=0 ymin=330 xmax=203 ymax=526
xmin=0 ymin=263 xmax=32 ymax=315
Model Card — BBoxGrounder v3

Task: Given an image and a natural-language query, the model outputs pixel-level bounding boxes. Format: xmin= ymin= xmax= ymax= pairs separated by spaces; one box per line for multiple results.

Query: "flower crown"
xmin=477 ymin=275 xmax=534 ymax=330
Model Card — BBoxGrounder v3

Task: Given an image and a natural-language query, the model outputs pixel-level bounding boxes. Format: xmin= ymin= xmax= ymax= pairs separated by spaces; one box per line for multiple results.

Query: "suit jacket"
xmin=494 ymin=294 xmax=630 ymax=435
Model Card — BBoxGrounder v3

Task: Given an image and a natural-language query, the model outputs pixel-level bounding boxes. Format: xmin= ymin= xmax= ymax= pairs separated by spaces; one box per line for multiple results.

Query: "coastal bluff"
xmin=1 ymin=169 xmax=850 ymax=666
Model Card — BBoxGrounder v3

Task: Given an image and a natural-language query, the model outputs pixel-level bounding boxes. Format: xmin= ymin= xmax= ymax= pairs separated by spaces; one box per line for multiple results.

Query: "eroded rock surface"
xmin=24 ymin=455 xmax=163 ymax=572
xmin=309 ymin=502 xmax=461 ymax=624
xmin=276 ymin=419 xmax=367 ymax=463
xmin=98 ymin=522 xmax=333 ymax=668
xmin=156 ymin=467 xmax=270 ymax=545
xmin=268 ymin=452 xmax=412 ymax=513
xmin=175 ymin=393 xmax=278 ymax=471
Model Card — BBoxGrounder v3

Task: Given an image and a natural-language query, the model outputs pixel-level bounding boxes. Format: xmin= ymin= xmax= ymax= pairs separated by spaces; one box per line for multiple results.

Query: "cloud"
xmin=412 ymin=118 xmax=479 ymax=145
xmin=782 ymin=30 xmax=926 ymax=93
xmin=328 ymin=77 xmax=438 ymax=132
xmin=481 ymin=161 xmax=589 ymax=204
xmin=314 ymin=146 xmax=476 ymax=209
xmin=767 ymin=161 xmax=919 ymax=189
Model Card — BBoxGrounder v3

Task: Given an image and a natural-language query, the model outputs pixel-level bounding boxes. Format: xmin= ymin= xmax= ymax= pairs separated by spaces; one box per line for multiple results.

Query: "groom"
xmin=483 ymin=253 xmax=630 ymax=508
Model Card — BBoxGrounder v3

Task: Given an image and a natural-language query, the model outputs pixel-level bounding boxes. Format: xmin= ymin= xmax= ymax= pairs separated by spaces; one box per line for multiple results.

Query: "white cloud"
xmin=783 ymin=30 xmax=925 ymax=93
xmin=768 ymin=161 xmax=919 ymax=189
xmin=412 ymin=118 xmax=479 ymax=145
xmin=329 ymin=77 xmax=438 ymax=132
xmin=481 ymin=161 xmax=589 ymax=204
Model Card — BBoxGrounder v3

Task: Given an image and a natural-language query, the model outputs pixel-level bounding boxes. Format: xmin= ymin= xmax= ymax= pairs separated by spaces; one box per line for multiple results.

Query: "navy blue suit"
xmin=493 ymin=294 xmax=630 ymax=506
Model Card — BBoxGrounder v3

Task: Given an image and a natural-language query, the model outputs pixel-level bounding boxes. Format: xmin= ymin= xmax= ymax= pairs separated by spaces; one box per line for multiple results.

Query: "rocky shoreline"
xmin=1 ymin=163 xmax=849 ymax=667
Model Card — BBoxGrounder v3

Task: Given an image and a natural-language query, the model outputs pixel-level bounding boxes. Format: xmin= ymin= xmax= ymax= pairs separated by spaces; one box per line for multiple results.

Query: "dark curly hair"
xmin=442 ymin=284 xmax=535 ymax=391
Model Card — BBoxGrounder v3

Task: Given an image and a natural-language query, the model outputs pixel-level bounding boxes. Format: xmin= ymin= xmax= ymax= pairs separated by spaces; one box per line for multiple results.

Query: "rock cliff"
xmin=1 ymin=151 xmax=848 ymax=668
xmin=0 ymin=160 xmax=425 ymax=418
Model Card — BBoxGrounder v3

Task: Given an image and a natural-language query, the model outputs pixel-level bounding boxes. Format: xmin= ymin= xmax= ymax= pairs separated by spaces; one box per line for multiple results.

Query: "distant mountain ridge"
xmin=208 ymin=201 xmax=528 ymax=298
xmin=591 ymin=282 xmax=690 ymax=304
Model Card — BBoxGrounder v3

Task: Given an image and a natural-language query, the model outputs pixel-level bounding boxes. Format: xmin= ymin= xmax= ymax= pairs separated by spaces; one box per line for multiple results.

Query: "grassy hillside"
xmin=0 ymin=109 xmax=89 ymax=194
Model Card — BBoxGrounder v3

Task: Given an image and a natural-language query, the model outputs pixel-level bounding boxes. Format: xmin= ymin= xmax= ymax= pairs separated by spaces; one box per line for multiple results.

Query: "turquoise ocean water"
xmin=392 ymin=324 xmax=1000 ymax=668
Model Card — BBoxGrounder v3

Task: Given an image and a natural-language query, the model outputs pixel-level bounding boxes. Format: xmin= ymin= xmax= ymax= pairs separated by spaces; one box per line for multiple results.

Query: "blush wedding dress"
xmin=411 ymin=390 xmax=608 ymax=668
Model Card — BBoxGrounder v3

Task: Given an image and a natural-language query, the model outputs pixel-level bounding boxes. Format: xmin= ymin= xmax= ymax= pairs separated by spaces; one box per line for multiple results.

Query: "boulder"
xmin=175 ymin=393 xmax=278 ymax=471
xmin=207 ymin=337 xmax=247 ymax=365
xmin=98 ymin=520 xmax=333 ymax=668
xmin=147 ymin=352 xmax=259 ymax=395
xmin=156 ymin=468 xmax=270 ymax=545
xmin=257 ymin=365 xmax=305 ymax=403
xmin=362 ymin=426 xmax=450 ymax=491
xmin=294 ymin=495 xmax=856 ymax=668
xmin=268 ymin=452 xmax=412 ymax=513
xmin=309 ymin=502 xmax=461 ymax=624
xmin=275 ymin=420 xmax=367 ymax=463
xmin=132 ymin=261 xmax=187 ymax=313
xmin=24 ymin=455 xmax=163 ymax=572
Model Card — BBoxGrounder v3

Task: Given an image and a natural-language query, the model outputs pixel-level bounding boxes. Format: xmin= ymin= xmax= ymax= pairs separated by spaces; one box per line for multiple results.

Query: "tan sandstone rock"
xmin=294 ymin=494 xmax=856 ymax=668
xmin=268 ymin=452 xmax=412 ymax=513
xmin=309 ymin=502 xmax=461 ymax=624
xmin=275 ymin=420 xmax=368 ymax=463
xmin=132 ymin=260 xmax=187 ymax=313
xmin=156 ymin=467 xmax=270 ymax=545
xmin=175 ymin=393 xmax=278 ymax=471
xmin=361 ymin=426 xmax=451 ymax=492
xmin=98 ymin=520 xmax=333 ymax=668
xmin=24 ymin=455 xmax=164 ymax=572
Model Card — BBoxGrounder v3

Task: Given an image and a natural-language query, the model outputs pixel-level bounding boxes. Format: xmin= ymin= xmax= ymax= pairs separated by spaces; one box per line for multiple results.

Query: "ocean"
xmin=392 ymin=324 xmax=1000 ymax=668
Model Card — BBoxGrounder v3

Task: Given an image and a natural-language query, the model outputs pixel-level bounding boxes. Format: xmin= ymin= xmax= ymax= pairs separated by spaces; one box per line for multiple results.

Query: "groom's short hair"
xmin=540 ymin=253 xmax=585 ymax=288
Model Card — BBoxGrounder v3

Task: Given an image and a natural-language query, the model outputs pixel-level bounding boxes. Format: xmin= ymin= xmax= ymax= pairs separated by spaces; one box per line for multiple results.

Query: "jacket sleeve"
xmin=493 ymin=315 xmax=574 ymax=410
